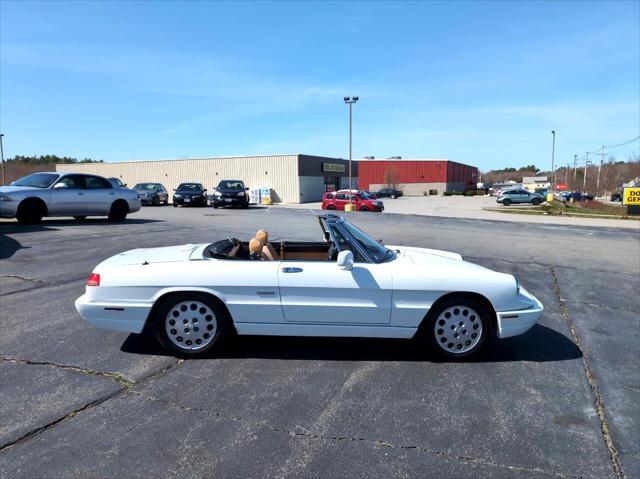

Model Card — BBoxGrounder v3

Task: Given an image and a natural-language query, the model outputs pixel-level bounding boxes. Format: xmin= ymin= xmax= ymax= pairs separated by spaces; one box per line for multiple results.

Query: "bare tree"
xmin=383 ymin=166 xmax=400 ymax=188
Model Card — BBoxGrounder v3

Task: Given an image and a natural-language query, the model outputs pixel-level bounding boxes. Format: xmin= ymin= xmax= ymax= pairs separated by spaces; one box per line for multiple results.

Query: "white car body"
xmin=76 ymin=215 xmax=543 ymax=355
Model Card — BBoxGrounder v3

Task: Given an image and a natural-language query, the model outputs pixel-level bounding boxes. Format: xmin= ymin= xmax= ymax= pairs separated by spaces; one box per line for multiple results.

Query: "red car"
xmin=321 ymin=190 xmax=384 ymax=212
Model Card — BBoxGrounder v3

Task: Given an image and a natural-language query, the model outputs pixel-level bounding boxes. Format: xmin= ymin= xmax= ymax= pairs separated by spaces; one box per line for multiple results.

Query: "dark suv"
xmin=211 ymin=180 xmax=250 ymax=209
xmin=173 ymin=183 xmax=208 ymax=207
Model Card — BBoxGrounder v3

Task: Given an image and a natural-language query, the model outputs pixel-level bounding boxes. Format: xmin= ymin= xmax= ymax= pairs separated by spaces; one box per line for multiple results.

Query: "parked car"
xmin=497 ymin=188 xmax=544 ymax=206
xmin=0 ymin=172 xmax=141 ymax=224
xmin=211 ymin=180 xmax=250 ymax=209
xmin=173 ymin=183 xmax=207 ymax=207
xmin=376 ymin=188 xmax=403 ymax=199
xmin=76 ymin=213 xmax=543 ymax=359
xmin=108 ymin=177 xmax=127 ymax=188
xmin=322 ymin=190 xmax=384 ymax=212
xmin=133 ymin=183 xmax=169 ymax=206
xmin=611 ymin=192 xmax=623 ymax=202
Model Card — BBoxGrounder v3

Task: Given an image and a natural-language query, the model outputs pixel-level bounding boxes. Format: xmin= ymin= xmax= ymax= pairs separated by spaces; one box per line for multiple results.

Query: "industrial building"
xmin=56 ymin=154 xmax=358 ymax=204
xmin=357 ymin=159 xmax=479 ymax=195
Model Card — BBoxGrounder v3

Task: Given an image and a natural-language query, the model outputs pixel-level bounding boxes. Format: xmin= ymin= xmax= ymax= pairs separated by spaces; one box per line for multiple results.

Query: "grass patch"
xmin=486 ymin=200 xmax=638 ymax=220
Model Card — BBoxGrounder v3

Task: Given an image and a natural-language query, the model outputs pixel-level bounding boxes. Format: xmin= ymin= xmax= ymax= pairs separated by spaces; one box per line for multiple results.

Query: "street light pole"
xmin=550 ymin=130 xmax=556 ymax=191
xmin=0 ymin=134 xmax=5 ymax=186
xmin=583 ymin=152 xmax=589 ymax=192
xmin=573 ymin=154 xmax=578 ymax=185
xmin=596 ymin=145 xmax=604 ymax=195
xmin=343 ymin=96 xmax=358 ymax=209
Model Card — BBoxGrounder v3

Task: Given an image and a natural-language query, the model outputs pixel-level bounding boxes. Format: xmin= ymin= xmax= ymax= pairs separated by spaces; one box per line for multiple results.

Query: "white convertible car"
xmin=76 ymin=214 xmax=543 ymax=359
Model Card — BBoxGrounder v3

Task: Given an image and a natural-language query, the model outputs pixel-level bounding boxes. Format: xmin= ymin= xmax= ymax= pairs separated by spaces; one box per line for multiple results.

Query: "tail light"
xmin=87 ymin=273 xmax=100 ymax=286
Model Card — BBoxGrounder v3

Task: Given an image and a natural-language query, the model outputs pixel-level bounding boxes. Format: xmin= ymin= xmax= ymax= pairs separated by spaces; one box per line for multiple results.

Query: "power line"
xmin=603 ymin=135 xmax=640 ymax=149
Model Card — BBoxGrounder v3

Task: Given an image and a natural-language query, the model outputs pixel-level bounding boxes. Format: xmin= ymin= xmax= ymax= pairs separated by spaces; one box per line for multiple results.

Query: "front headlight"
xmin=214 ymin=192 xmax=222 ymax=197
xmin=236 ymin=191 xmax=245 ymax=197
xmin=174 ymin=194 xmax=182 ymax=198
xmin=0 ymin=195 xmax=14 ymax=201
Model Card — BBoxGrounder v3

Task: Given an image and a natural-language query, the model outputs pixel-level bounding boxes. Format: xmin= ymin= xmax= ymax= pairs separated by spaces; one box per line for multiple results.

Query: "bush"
xmin=444 ymin=191 xmax=463 ymax=196
xmin=463 ymin=190 xmax=476 ymax=196
xmin=429 ymin=189 xmax=438 ymax=195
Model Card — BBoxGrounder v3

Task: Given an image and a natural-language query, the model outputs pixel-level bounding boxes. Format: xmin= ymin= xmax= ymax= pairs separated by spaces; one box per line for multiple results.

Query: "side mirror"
xmin=245 ymin=187 xmax=249 ymax=190
xmin=123 ymin=183 xmax=127 ymax=187
xmin=53 ymin=182 xmax=68 ymax=189
xmin=337 ymin=250 xmax=354 ymax=271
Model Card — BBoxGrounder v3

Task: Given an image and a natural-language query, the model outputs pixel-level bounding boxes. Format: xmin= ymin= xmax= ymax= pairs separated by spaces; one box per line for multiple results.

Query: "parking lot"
xmin=1 ymin=205 xmax=638 ymax=478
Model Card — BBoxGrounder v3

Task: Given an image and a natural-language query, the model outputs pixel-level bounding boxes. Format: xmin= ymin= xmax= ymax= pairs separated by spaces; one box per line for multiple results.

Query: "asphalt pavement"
xmin=0 ymin=205 xmax=638 ymax=478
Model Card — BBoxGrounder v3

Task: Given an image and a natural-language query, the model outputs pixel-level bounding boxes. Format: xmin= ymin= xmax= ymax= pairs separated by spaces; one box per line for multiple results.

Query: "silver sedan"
xmin=0 ymin=172 xmax=141 ymax=224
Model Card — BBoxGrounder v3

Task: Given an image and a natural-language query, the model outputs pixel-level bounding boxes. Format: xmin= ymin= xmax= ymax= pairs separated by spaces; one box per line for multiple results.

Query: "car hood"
xmin=175 ymin=191 xmax=203 ymax=195
xmin=391 ymin=245 xmax=491 ymax=272
xmin=0 ymin=185 xmax=44 ymax=194
xmin=97 ymin=244 xmax=206 ymax=268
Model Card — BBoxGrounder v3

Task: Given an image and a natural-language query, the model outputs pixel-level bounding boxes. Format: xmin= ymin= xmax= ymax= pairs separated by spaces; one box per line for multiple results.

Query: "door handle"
xmin=282 ymin=267 xmax=303 ymax=273
xmin=77 ymin=192 xmax=84 ymax=196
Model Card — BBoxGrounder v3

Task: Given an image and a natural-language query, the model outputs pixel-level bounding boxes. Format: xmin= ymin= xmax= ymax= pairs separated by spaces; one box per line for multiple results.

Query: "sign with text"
xmin=322 ymin=162 xmax=346 ymax=173
xmin=623 ymin=187 xmax=640 ymax=205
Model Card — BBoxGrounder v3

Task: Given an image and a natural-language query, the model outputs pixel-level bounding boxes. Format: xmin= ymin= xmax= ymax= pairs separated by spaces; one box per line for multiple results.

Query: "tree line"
xmin=6 ymin=155 xmax=103 ymax=164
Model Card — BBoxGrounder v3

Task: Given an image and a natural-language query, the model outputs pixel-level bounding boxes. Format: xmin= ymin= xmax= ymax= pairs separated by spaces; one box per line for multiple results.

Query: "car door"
xmin=278 ymin=258 xmax=393 ymax=325
xmin=49 ymin=175 xmax=88 ymax=215
xmin=84 ymin=176 xmax=116 ymax=214
xmin=278 ymin=226 xmax=392 ymax=325
xmin=334 ymin=193 xmax=348 ymax=210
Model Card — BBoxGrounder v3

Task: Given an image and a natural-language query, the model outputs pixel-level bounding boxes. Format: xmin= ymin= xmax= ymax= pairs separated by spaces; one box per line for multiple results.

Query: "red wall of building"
xmin=358 ymin=160 xmax=477 ymax=190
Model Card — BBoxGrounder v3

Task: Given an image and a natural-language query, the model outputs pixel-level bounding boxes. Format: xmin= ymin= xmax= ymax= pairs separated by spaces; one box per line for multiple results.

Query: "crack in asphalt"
xmin=0 ymin=356 xmax=135 ymax=388
xmin=127 ymin=390 xmax=581 ymax=479
xmin=0 ymin=276 xmax=86 ymax=296
xmin=0 ymin=359 xmax=183 ymax=453
xmin=466 ymin=255 xmax=638 ymax=276
xmin=561 ymin=300 xmax=640 ymax=316
xmin=0 ymin=274 xmax=48 ymax=284
xmin=550 ymin=267 xmax=625 ymax=479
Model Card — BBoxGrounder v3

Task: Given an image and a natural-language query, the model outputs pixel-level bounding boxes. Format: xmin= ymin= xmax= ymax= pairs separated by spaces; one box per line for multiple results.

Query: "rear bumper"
xmin=496 ymin=287 xmax=544 ymax=338
xmin=75 ymin=294 xmax=152 ymax=334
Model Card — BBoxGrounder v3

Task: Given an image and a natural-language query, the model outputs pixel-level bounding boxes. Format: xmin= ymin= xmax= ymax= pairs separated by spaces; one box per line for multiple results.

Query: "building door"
xmin=324 ymin=176 xmax=340 ymax=192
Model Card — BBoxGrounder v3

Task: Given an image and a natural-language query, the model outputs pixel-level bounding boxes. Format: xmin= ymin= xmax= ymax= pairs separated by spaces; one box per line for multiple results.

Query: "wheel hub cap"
xmin=165 ymin=301 xmax=217 ymax=351
xmin=434 ymin=305 xmax=482 ymax=354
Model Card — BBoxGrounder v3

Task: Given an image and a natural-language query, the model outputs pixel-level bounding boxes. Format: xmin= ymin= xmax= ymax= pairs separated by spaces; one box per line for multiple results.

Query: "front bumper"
xmin=496 ymin=287 xmax=544 ymax=338
xmin=75 ymin=294 xmax=152 ymax=334
xmin=212 ymin=196 xmax=247 ymax=207
xmin=139 ymin=195 xmax=158 ymax=205
xmin=0 ymin=201 xmax=18 ymax=218
xmin=174 ymin=196 xmax=204 ymax=206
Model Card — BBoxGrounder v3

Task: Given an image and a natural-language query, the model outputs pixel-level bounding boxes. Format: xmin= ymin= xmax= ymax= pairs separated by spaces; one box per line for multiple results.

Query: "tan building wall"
xmin=369 ymin=182 xmax=462 ymax=196
xmin=56 ymin=155 xmax=301 ymax=203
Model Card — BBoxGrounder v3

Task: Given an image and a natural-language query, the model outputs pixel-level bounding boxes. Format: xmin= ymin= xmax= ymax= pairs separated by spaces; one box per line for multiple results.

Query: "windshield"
xmin=218 ymin=181 xmax=244 ymax=190
xmin=341 ymin=220 xmax=394 ymax=263
xmin=357 ymin=192 xmax=373 ymax=200
xmin=134 ymin=183 xmax=157 ymax=190
xmin=177 ymin=183 xmax=203 ymax=191
xmin=12 ymin=173 xmax=60 ymax=188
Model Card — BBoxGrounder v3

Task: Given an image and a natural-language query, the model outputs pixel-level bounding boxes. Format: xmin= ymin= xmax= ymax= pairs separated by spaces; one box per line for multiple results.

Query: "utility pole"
xmin=550 ymin=130 xmax=556 ymax=191
xmin=573 ymin=154 xmax=578 ymax=185
xmin=343 ymin=96 xmax=359 ymax=209
xmin=596 ymin=145 xmax=604 ymax=195
xmin=0 ymin=134 xmax=5 ymax=186
xmin=565 ymin=164 xmax=568 ymax=185
xmin=583 ymin=152 xmax=589 ymax=192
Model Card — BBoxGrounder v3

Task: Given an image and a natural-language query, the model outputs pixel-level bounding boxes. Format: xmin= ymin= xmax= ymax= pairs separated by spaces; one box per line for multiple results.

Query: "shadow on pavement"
xmin=0 ymin=232 xmax=31 ymax=259
xmin=121 ymin=324 xmax=581 ymax=363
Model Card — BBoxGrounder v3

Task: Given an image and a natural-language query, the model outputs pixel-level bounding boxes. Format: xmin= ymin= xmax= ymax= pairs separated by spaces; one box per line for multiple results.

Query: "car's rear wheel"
xmin=421 ymin=295 xmax=490 ymax=359
xmin=16 ymin=199 xmax=45 ymax=225
xmin=502 ymin=199 xmax=511 ymax=206
xmin=326 ymin=205 xmax=336 ymax=210
xmin=532 ymin=198 xmax=542 ymax=205
xmin=108 ymin=200 xmax=128 ymax=222
xmin=359 ymin=206 xmax=369 ymax=212
xmin=155 ymin=293 xmax=231 ymax=356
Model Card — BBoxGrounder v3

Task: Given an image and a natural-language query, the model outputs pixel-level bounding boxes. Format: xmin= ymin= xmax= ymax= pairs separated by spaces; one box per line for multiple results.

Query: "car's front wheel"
xmin=154 ymin=293 xmax=231 ymax=356
xmin=421 ymin=295 xmax=490 ymax=359
xmin=502 ymin=198 xmax=511 ymax=206
xmin=532 ymin=198 xmax=542 ymax=205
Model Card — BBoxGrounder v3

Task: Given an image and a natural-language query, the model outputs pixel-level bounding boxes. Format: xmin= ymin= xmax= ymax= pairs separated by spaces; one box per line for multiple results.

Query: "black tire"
xmin=326 ymin=205 xmax=336 ymax=210
xmin=154 ymin=292 xmax=232 ymax=357
xmin=73 ymin=216 xmax=87 ymax=221
xmin=213 ymin=204 xmax=218 ymax=209
xmin=420 ymin=294 xmax=491 ymax=360
xmin=153 ymin=196 xmax=160 ymax=206
xmin=16 ymin=199 xmax=45 ymax=225
xmin=242 ymin=202 xmax=249 ymax=209
xmin=532 ymin=198 xmax=542 ymax=206
xmin=108 ymin=200 xmax=128 ymax=222
xmin=359 ymin=206 xmax=369 ymax=212
xmin=173 ymin=203 xmax=178 ymax=207
xmin=502 ymin=199 xmax=511 ymax=206
xmin=163 ymin=198 xmax=169 ymax=205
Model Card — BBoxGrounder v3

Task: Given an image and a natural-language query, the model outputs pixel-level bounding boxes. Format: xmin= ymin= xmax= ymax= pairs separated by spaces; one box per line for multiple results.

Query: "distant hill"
xmin=2 ymin=155 xmax=103 ymax=185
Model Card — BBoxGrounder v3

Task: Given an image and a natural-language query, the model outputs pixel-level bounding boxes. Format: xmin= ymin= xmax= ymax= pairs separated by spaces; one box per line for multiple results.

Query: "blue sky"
xmin=1 ymin=0 xmax=638 ymax=171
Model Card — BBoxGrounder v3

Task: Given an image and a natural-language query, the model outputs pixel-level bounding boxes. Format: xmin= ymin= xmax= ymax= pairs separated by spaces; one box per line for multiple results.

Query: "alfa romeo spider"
xmin=76 ymin=214 xmax=543 ymax=359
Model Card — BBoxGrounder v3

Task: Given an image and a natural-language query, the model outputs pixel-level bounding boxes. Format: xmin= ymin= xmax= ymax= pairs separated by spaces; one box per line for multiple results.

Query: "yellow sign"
xmin=623 ymin=187 xmax=640 ymax=205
